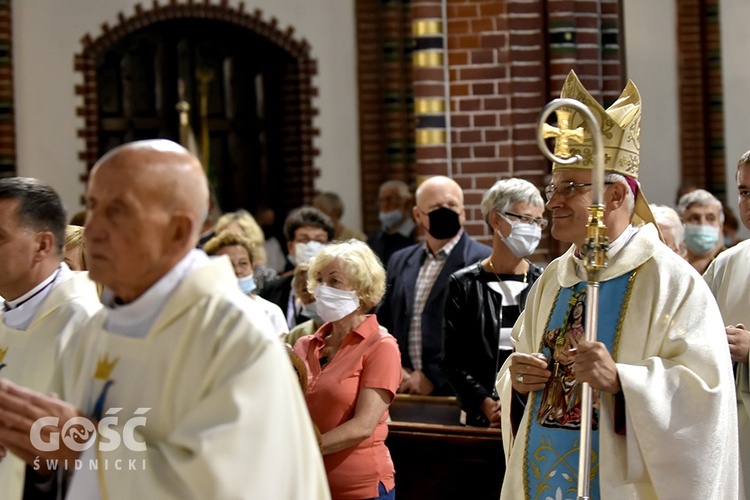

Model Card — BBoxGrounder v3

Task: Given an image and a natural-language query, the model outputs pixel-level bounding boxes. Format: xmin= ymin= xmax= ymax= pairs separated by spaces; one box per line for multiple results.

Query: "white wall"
xmin=623 ymin=0 xmax=680 ymax=209
xmin=721 ymin=0 xmax=750 ymax=238
xmin=624 ymin=0 xmax=750 ymax=238
xmin=12 ymin=0 xmax=361 ymax=229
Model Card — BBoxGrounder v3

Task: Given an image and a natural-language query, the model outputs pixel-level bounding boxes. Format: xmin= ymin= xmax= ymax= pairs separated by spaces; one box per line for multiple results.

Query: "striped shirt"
xmin=408 ymin=230 xmax=463 ymax=370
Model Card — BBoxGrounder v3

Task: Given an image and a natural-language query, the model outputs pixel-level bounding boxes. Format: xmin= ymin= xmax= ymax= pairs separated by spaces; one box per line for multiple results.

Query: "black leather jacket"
xmin=441 ymin=260 xmax=544 ymax=426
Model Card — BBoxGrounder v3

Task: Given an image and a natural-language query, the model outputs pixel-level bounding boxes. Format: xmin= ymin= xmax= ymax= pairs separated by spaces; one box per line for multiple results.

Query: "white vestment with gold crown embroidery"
xmin=60 ymin=257 xmax=329 ymax=499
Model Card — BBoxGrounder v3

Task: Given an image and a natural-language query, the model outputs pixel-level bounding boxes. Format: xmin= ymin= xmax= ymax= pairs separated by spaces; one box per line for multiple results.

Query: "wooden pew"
xmin=387 ymin=395 xmax=505 ymax=499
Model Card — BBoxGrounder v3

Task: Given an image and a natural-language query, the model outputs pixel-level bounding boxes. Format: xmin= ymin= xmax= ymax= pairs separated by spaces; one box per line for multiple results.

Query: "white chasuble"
xmin=498 ymin=224 xmax=738 ymax=499
xmin=61 ymin=258 xmax=330 ymax=499
xmin=0 ymin=271 xmax=101 ymax=500
xmin=705 ymin=238 xmax=750 ymax=495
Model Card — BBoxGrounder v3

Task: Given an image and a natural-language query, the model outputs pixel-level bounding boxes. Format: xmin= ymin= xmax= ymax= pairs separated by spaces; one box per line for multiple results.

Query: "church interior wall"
xmin=12 ymin=0 xmax=361 ymax=230
xmin=11 ymin=0 xmax=750 ymax=238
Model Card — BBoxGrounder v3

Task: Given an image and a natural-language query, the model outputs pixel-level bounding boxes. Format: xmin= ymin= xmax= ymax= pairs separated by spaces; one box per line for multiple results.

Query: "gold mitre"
xmin=549 ymin=70 xmax=658 ymax=230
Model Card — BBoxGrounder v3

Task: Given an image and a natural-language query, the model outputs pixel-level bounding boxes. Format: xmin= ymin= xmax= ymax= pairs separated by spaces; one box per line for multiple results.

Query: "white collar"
xmin=2 ymin=263 xmax=73 ymax=331
xmin=102 ymin=249 xmax=210 ymax=338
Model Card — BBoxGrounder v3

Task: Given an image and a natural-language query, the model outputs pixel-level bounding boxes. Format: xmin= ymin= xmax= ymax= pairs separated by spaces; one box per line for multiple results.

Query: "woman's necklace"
xmin=487 ymin=258 xmax=527 ymax=283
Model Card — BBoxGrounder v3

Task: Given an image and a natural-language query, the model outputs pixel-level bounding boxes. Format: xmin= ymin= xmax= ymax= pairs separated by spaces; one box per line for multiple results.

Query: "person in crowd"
xmin=197 ymin=192 xmax=222 ymax=248
xmin=313 ymin=191 xmax=366 ymax=242
xmin=366 ymin=180 xmax=417 ymax=266
xmin=0 ymin=140 xmax=329 ymax=499
xmin=0 ymin=178 xmax=101 ymax=500
xmin=498 ymin=71 xmax=737 ymax=498
xmin=442 ymin=178 xmax=545 ymax=427
xmin=259 ymin=206 xmax=335 ymax=329
xmin=285 ymin=264 xmax=323 ymax=347
xmin=64 ymin=224 xmax=88 ymax=270
xmin=294 ymin=240 xmax=400 ymax=500
xmin=677 ymin=188 xmax=725 ymax=274
xmin=203 ymin=231 xmax=288 ymax=337
xmin=215 ymin=209 xmax=277 ymax=289
xmin=704 ymin=148 xmax=750 ymax=492
xmin=722 ymin=201 xmax=742 ymax=247
xmin=255 ymin=203 xmax=288 ymax=274
xmin=649 ymin=204 xmax=685 ymax=256
xmin=377 ymin=175 xmax=491 ymax=396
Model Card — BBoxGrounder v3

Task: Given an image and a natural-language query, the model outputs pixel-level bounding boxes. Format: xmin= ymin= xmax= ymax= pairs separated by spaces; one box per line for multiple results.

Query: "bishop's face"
xmin=545 ymin=170 xmax=596 ymax=248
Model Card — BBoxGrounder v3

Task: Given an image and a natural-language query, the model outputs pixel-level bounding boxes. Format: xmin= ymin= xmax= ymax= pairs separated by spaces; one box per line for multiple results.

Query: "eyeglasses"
xmin=544 ymin=181 xmax=613 ymax=202
xmin=502 ymin=211 xmax=548 ymax=230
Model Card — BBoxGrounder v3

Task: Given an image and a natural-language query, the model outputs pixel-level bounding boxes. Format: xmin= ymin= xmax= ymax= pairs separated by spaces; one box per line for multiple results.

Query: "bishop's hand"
xmin=573 ymin=341 xmax=621 ymax=394
xmin=509 ymin=352 xmax=550 ymax=394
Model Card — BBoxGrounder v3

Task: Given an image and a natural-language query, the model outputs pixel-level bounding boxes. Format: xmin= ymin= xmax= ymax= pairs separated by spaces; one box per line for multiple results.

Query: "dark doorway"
xmin=93 ymin=17 xmax=306 ymax=216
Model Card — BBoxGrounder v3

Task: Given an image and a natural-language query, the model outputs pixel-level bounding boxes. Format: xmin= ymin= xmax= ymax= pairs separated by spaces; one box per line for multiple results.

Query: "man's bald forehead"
xmin=416 ymin=176 xmax=463 ymax=203
xmin=91 ymin=140 xmax=209 ymax=223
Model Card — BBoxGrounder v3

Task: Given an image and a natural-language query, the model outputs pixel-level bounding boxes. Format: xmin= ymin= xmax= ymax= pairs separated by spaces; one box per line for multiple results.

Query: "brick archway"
xmin=74 ymin=0 xmax=319 ymax=210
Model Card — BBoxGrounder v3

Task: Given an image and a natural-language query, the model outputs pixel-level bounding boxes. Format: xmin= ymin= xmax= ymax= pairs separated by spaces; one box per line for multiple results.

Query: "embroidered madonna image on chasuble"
xmin=523 ymin=270 xmax=636 ymax=499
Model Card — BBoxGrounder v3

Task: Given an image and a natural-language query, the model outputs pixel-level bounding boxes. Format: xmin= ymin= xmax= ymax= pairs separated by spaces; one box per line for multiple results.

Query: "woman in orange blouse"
xmin=294 ymin=240 xmax=401 ymax=500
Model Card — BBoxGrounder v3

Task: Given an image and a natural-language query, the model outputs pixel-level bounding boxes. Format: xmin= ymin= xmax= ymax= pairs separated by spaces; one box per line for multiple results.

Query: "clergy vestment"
xmin=60 ymin=253 xmax=330 ymax=499
xmin=497 ymin=224 xmax=738 ymax=499
xmin=704 ymin=238 xmax=750 ymax=493
xmin=0 ymin=266 xmax=101 ymax=500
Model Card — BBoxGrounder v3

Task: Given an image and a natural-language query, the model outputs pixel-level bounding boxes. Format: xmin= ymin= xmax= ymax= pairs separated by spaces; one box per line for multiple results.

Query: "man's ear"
xmin=606 ymin=181 xmax=628 ymax=211
xmin=33 ymin=232 xmax=56 ymax=263
xmin=169 ymin=213 xmax=196 ymax=250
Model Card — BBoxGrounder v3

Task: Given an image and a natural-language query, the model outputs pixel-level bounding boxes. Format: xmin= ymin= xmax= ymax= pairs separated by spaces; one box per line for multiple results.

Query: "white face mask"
xmin=238 ymin=274 xmax=256 ymax=295
xmin=498 ymin=216 xmax=542 ymax=258
xmin=300 ymin=301 xmax=323 ymax=324
xmin=293 ymin=241 xmax=325 ymax=266
xmin=313 ymin=285 xmax=360 ymax=323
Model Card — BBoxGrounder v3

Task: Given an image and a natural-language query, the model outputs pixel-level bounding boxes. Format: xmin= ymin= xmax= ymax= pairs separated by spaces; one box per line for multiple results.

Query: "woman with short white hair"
xmin=442 ymin=178 xmax=546 ymax=427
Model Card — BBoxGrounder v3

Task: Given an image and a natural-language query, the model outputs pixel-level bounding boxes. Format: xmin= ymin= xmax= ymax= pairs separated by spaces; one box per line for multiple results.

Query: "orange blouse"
xmin=294 ymin=314 xmax=402 ymax=499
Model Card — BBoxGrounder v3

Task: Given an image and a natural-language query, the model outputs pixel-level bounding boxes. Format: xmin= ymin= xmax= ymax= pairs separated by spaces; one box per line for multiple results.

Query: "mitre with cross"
xmin=544 ymin=70 xmax=658 ymax=229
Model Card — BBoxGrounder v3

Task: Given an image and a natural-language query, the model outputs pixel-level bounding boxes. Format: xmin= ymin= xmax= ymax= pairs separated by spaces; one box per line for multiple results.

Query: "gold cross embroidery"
xmin=542 ymin=110 xmax=585 ymax=158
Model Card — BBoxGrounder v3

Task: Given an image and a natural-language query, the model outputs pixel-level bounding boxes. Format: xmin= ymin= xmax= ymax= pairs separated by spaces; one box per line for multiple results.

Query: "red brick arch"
xmin=74 ymin=0 xmax=319 ymax=206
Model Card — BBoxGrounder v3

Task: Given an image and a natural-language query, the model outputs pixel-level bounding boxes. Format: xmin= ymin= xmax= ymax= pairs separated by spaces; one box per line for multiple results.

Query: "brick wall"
xmin=676 ymin=0 xmax=725 ymax=200
xmin=356 ymin=1 xmax=414 ymax=235
xmin=0 ymin=0 xmax=14 ymax=177
xmin=406 ymin=0 xmax=625 ymax=258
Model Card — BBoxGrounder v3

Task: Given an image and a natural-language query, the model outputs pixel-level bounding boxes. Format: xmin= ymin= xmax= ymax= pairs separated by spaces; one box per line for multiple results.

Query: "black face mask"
xmin=426 ymin=206 xmax=461 ymax=239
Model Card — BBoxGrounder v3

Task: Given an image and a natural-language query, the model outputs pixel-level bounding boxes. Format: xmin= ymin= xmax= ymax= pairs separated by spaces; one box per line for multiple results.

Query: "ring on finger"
xmin=515 ymin=373 xmax=524 ymax=383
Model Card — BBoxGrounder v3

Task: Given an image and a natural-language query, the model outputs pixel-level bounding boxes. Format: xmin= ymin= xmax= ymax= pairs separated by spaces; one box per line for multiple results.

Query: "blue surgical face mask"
xmin=238 ymin=274 xmax=257 ymax=295
xmin=683 ymin=224 xmax=720 ymax=255
xmin=379 ymin=209 xmax=403 ymax=230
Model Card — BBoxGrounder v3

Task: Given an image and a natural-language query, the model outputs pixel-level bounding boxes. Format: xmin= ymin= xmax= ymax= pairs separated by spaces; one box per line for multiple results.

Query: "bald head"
xmin=85 ymin=139 xmax=210 ymax=302
xmin=413 ymin=176 xmax=466 ymax=250
xmin=94 ymin=140 xmax=209 ymax=237
xmin=415 ymin=176 xmax=464 ymax=208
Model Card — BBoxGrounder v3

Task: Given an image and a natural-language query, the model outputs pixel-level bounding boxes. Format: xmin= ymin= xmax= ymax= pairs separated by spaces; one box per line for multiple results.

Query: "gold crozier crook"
xmin=536 ymin=98 xmax=608 ymax=500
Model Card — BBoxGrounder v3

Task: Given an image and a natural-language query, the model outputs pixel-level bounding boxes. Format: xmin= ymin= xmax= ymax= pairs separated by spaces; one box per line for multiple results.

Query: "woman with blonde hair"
xmin=294 ymin=240 xmax=401 ymax=500
xmin=216 ymin=209 xmax=279 ymax=287
xmin=203 ymin=231 xmax=287 ymax=336
xmin=64 ymin=225 xmax=87 ymax=271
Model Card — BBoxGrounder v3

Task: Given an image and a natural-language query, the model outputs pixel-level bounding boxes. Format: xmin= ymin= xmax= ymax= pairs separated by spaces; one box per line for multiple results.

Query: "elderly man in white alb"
xmin=497 ymin=70 xmax=737 ymax=499
xmin=0 ymin=177 xmax=101 ymax=500
xmin=704 ymin=148 xmax=750 ymax=495
xmin=0 ymin=140 xmax=329 ymax=499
